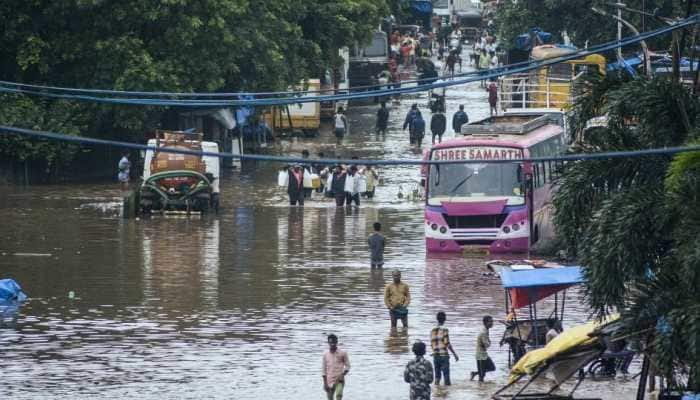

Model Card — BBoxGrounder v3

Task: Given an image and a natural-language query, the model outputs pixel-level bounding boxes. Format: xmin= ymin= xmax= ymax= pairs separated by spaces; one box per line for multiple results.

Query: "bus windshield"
xmin=427 ymin=163 xmax=525 ymax=206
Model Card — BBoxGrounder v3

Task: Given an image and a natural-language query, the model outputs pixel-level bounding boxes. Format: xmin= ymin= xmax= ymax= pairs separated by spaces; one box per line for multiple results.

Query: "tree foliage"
xmin=0 ymin=0 xmax=389 ymax=171
xmin=553 ymin=73 xmax=700 ymax=388
xmin=493 ymin=0 xmax=688 ymax=50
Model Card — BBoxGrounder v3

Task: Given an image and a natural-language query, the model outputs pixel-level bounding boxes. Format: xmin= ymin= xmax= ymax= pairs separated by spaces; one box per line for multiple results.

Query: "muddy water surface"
xmin=0 ymin=61 xmax=638 ymax=399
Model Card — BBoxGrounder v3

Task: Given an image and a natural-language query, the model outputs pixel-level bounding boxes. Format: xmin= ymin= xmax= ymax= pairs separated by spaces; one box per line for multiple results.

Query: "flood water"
xmin=0 ymin=60 xmax=638 ymax=399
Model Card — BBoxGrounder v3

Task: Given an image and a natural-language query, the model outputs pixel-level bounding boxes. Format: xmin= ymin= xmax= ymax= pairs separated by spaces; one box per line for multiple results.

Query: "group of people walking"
xmin=391 ymin=30 xmax=433 ymax=68
xmin=282 ymin=151 xmax=380 ymax=207
xmin=472 ymin=34 xmax=499 ymax=72
xmin=323 ymin=267 xmax=496 ymax=400
xmin=402 ymin=103 xmax=470 ymax=146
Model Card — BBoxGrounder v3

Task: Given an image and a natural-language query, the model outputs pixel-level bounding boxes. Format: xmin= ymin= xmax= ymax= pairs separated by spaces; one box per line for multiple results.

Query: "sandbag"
xmin=278 ymin=170 xmax=289 ymax=187
xmin=0 ymin=279 xmax=27 ymax=303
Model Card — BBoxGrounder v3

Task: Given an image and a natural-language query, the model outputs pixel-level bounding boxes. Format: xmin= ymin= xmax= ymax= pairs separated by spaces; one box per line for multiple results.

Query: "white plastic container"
xmin=278 ymin=170 xmax=289 ymax=187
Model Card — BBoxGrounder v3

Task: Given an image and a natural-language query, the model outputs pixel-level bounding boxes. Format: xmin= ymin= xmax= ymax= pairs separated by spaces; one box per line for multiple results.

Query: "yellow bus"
xmin=500 ymin=45 xmax=606 ymax=111
xmin=262 ymin=79 xmax=321 ymax=137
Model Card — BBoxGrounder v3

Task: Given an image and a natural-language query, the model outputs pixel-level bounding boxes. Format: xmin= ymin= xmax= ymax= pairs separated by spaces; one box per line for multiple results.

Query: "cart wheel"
xmin=587 ymin=359 xmax=614 ymax=378
xmin=197 ymin=198 xmax=209 ymax=214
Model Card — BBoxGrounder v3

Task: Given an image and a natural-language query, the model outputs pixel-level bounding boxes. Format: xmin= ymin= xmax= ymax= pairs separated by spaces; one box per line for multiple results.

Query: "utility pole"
xmin=593 ymin=5 xmax=651 ymax=76
xmin=617 ymin=2 xmax=623 ymax=62
xmin=678 ymin=0 xmax=696 ymax=84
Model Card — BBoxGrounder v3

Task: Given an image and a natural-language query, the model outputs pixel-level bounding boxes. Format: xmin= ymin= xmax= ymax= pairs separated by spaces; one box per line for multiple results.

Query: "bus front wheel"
xmin=532 ymin=225 xmax=540 ymax=244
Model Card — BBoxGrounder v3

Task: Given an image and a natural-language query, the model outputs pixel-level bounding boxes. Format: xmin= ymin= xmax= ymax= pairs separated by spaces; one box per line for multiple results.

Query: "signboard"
xmin=431 ymin=146 xmax=524 ymax=161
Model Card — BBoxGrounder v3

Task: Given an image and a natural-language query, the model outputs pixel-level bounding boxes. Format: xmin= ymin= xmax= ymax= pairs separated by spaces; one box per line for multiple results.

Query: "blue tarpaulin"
xmin=500 ymin=267 xmax=584 ymax=309
xmin=410 ymin=0 xmax=433 ymax=29
xmin=235 ymin=94 xmax=255 ymax=127
xmin=410 ymin=0 xmax=432 ymax=14
xmin=0 ymin=278 xmax=27 ymax=303
xmin=607 ymin=56 xmax=642 ymax=76
xmin=515 ymin=29 xmax=553 ymax=51
xmin=500 ymin=266 xmax=584 ymax=288
xmin=607 ymin=56 xmax=643 ymax=71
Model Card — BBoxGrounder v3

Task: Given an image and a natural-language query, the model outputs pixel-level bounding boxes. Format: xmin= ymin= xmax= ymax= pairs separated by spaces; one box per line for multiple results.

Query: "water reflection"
xmin=385 ymin=327 xmax=409 ymax=354
xmin=0 ymin=301 xmax=22 ymax=328
xmin=141 ymin=219 xmax=220 ymax=312
xmin=0 ymin=61 xmax=639 ymax=399
xmin=368 ymin=268 xmax=386 ymax=291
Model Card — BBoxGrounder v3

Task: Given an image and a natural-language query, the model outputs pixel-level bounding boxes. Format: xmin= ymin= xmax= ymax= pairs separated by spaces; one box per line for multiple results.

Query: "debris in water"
xmin=11 ymin=253 xmax=52 ymax=257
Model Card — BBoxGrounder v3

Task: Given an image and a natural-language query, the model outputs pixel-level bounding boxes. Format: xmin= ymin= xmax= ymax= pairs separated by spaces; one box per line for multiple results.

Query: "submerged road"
xmin=0 ymin=58 xmax=638 ymax=399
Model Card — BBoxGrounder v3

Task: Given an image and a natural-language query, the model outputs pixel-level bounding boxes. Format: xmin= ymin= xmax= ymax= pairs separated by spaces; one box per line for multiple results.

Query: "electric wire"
xmin=0 ymin=15 xmax=697 ymax=107
xmin=1 ymin=14 xmax=696 ymax=99
xmin=2 ymin=124 xmax=699 ymax=166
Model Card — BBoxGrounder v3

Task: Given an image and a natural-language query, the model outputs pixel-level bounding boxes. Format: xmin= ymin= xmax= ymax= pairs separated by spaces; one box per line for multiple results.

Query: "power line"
xmin=3 ymin=14 xmax=697 ymax=99
xmin=0 ymin=15 xmax=697 ymax=107
xmin=2 ymin=124 xmax=699 ymax=166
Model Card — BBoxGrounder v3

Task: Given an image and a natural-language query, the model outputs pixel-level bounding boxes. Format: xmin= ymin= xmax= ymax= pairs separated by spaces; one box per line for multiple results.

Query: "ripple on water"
xmin=0 ymin=61 xmax=636 ymax=399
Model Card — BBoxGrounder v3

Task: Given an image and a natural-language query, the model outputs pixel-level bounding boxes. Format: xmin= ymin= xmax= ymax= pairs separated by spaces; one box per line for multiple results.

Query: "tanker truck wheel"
xmin=211 ymin=193 xmax=220 ymax=214
xmin=193 ymin=194 xmax=210 ymax=214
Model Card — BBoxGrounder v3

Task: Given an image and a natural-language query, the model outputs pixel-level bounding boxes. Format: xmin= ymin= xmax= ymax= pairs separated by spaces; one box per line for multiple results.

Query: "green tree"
xmin=493 ymin=0 xmax=688 ymax=50
xmin=553 ymin=73 xmax=700 ymax=389
xmin=0 ymin=0 xmax=389 ymax=178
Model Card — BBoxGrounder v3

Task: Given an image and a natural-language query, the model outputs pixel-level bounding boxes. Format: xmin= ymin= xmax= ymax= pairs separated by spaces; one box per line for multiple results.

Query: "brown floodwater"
xmin=0 ymin=63 xmax=638 ymax=399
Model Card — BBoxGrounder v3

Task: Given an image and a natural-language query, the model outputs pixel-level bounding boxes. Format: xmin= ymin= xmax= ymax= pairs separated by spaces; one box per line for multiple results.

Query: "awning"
xmin=500 ymin=266 xmax=584 ymax=309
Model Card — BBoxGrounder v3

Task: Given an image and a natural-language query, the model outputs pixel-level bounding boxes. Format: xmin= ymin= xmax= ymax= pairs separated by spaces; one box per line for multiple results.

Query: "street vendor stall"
xmin=499 ymin=266 xmax=584 ymax=366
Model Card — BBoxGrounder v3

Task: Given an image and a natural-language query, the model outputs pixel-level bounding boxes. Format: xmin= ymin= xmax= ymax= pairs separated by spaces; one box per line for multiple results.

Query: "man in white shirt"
xmin=546 ymin=319 xmax=560 ymax=344
xmin=117 ymin=152 xmax=130 ymax=190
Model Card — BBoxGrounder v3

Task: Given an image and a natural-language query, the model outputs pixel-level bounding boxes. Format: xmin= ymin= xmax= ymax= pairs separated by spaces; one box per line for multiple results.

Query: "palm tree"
xmin=553 ymin=72 xmax=700 ymax=390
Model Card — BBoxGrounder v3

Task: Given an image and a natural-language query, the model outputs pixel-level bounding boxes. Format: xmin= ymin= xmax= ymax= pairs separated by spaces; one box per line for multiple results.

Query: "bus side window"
xmin=548 ymin=160 xmax=555 ymax=180
xmin=541 ymin=162 xmax=547 ymax=186
xmin=533 ymin=163 xmax=538 ymax=187
xmin=533 ymin=162 xmax=542 ymax=188
xmin=556 ymin=160 xmax=565 ymax=177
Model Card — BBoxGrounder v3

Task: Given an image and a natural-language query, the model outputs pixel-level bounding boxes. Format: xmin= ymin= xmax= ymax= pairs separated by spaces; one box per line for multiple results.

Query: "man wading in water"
xmin=376 ymin=101 xmax=389 ymax=135
xmin=367 ymin=222 xmax=386 ymax=268
xmin=431 ymin=311 xmax=459 ymax=386
xmin=117 ymin=151 xmax=130 ymax=191
xmin=322 ymin=334 xmax=350 ymax=400
xmin=384 ymin=270 xmax=410 ymax=328
xmin=334 ymin=107 xmax=349 ymax=144
xmin=404 ymin=341 xmax=434 ymax=400
xmin=470 ymin=315 xmax=495 ymax=382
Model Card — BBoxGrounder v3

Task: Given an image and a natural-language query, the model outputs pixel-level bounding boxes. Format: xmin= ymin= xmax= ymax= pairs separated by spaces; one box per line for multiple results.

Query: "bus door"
xmin=520 ymin=163 xmax=535 ymax=244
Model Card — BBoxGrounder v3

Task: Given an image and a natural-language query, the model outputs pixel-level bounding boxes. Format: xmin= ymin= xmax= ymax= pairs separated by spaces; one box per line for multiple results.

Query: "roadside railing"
xmin=499 ymin=74 xmax=577 ymax=111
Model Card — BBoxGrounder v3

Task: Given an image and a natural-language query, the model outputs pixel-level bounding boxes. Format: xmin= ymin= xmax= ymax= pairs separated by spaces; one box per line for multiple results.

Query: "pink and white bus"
xmin=423 ymin=112 xmax=566 ymax=253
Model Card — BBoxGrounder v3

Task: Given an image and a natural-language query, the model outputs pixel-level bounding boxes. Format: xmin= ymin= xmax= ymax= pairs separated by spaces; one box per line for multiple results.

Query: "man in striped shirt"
xmin=430 ymin=311 xmax=459 ymax=385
